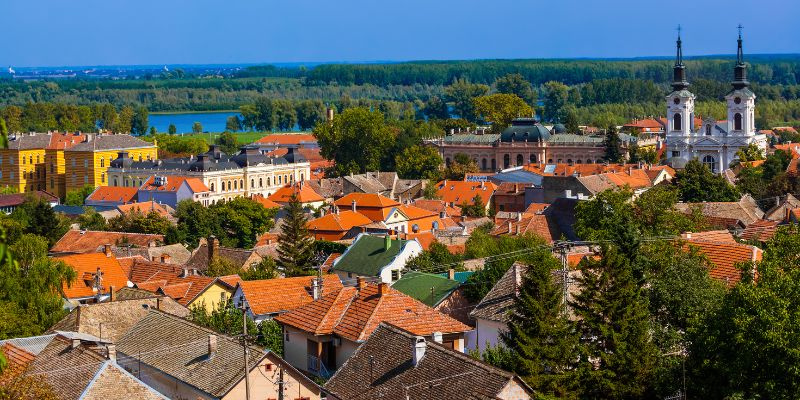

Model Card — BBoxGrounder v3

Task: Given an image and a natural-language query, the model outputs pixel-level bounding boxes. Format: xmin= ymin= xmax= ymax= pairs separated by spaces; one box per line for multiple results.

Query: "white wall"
xmin=474 ymin=318 xmax=506 ymax=353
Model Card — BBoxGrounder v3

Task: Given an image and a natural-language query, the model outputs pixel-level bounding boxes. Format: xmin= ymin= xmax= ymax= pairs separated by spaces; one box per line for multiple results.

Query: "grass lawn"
xmin=175 ymin=131 xmax=308 ymax=145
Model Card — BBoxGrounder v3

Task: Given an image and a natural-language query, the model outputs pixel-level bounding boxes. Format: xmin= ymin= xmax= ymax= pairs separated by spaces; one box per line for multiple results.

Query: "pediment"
xmin=692 ymin=137 xmax=721 ymax=147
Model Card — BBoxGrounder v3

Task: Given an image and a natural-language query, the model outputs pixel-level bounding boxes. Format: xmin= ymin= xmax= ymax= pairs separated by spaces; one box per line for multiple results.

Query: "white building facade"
xmin=665 ymin=32 xmax=766 ymax=173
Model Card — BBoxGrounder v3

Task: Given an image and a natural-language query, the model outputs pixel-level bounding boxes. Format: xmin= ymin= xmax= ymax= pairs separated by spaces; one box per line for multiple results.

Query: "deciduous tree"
xmin=395 ymin=145 xmax=442 ymax=180
xmin=473 ymin=93 xmax=533 ymax=132
xmin=314 ymin=107 xmax=394 ymax=176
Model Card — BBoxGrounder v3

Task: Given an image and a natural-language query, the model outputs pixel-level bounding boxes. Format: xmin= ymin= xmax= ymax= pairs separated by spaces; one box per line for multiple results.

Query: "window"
xmin=267 ymin=177 xmax=271 ymax=186
xmin=503 ymin=154 xmax=510 ymax=169
xmin=491 ymin=159 xmax=496 ymax=170
xmin=391 ymin=270 xmax=400 ymax=281
xmin=734 ymin=113 xmax=742 ymax=130
xmin=706 ymin=125 xmax=712 ymax=136
xmin=84 ymin=175 xmax=88 ymax=184
xmin=138 ymin=155 xmax=143 ymax=161
xmin=259 ymin=178 xmax=263 ymax=187
xmin=22 ymin=156 xmax=25 ymax=165
xmin=251 ymin=179 xmax=254 ymax=188
xmin=114 ymin=178 xmax=118 ymax=186
xmin=702 ymin=155 xmax=716 ymax=173
xmin=284 ymin=332 xmax=290 ymax=342
xmin=278 ymin=176 xmax=282 ymax=185
xmin=673 ymin=113 xmax=682 ymax=131
xmin=100 ymin=158 xmax=105 ymax=167
xmin=72 ymin=159 xmax=75 ymax=167
xmin=445 ymin=157 xmax=451 ymax=167
xmin=28 ymin=155 xmax=32 ymax=164
xmin=240 ymin=179 xmax=244 ymax=189
xmin=210 ymin=182 xmax=215 ymax=192
xmin=50 ymin=163 xmax=54 ymax=173
xmin=84 ymin=159 xmax=88 ymax=168
xmin=234 ymin=180 xmax=238 ymax=190
xmin=530 ymin=154 xmax=536 ymax=163
xmin=101 ymin=173 xmax=105 ymax=184
xmin=672 ymin=151 xmax=680 ymax=158
xmin=35 ymin=155 xmax=39 ymax=163
xmin=51 ymin=178 xmax=54 ymax=188
xmin=516 ymin=154 xmax=523 ymax=166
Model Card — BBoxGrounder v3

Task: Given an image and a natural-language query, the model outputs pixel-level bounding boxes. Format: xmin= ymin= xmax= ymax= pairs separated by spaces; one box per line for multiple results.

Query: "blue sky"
xmin=2 ymin=0 xmax=798 ymax=67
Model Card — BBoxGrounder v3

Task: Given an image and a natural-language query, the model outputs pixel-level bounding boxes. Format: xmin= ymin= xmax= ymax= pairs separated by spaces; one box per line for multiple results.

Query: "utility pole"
xmin=278 ymin=366 xmax=285 ymax=400
xmin=240 ymin=298 xmax=251 ymax=400
xmin=556 ymin=242 xmax=570 ymax=316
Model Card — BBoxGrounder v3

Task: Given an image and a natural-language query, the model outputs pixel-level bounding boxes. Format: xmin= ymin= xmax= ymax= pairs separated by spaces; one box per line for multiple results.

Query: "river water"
xmin=149 ymin=111 xmax=240 ymax=134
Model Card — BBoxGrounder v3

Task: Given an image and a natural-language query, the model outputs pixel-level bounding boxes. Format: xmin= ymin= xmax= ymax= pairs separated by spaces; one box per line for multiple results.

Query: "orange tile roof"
xmin=491 ymin=214 xmax=561 ymax=243
xmin=446 ymin=244 xmax=466 ymax=254
xmin=86 ymin=186 xmax=138 ymax=204
xmin=255 ymin=232 xmax=280 ymax=247
xmin=47 ymin=132 xmax=87 ymax=150
xmin=321 ymin=253 xmax=341 ymax=273
xmin=127 ymin=259 xmax=237 ymax=306
xmin=773 ymin=143 xmax=800 ymax=159
xmin=334 ymin=193 xmax=400 ymax=209
xmin=57 ymin=253 xmax=130 ymax=299
xmin=239 ymin=274 xmax=343 ymax=316
xmin=116 ymin=201 xmax=171 ymax=218
xmin=525 ymin=163 xmax=640 ymax=177
xmin=396 ymin=204 xmax=438 ymax=220
xmin=51 ymin=230 xmax=164 ymax=254
xmin=684 ymin=240 xmax=761 ymax=287
xmin=740 ymin=220 xmax=780 ymax=242
xmin=412 ymin=199 xmax=462 ymax=217
xmin=265 ymin=147 xmax=325 ymax=162
xmin=275 ymin=283 xmax=471 ymax=342
xmin=139 ymin=176 xmax=209 ymax=193
xmin=435 ymin=180 xmax=498 ymax=206
xmin=404 ymin=231 xmax=436 ymax=250
xmin=524 ymin=203 xmax=550 ymax=214
xmin=268 ymin=183 xmax=324 ymax=204
xmin=1 ymin=343 xmax=36 ymax=367
xmin=681 ymin=230 xmax=736 ymax=243
xmin=623 ymin=118 xmax=664 ymax=131
xmin=251 ymin=194 xmax=281 ymax=209
xmin=254 ymin=133 xmax=316 ymax=146
xmin=308 ymin=210 xmax=373 ymax=233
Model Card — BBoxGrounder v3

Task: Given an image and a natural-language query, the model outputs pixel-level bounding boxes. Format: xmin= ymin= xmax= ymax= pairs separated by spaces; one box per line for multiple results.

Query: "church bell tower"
xmin=725 ymin=25 xmax=756 ymax=136
xmin=666 ymin=29 xmax=695 ymax=138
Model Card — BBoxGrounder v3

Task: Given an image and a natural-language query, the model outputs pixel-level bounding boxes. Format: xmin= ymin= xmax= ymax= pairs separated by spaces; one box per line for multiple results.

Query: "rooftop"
xmin=86 ymin=186 xmax=139 ymax=204
xmin=391 ymin=271 xmax=461 ymax=307
xmin=56 ymin=253 xmax=131 ymax=300
xmin=332 ymin=234 xmax=418 ymax=276
xmin=238 ymin=274 xmax=343 ymax=316
xmin=139 ymin=175 xmax=210 ymax=193
xmin=268 ymin=182 xmax=324 ymax=204
xmin=470 ymin=263 xmax=526 ymax=323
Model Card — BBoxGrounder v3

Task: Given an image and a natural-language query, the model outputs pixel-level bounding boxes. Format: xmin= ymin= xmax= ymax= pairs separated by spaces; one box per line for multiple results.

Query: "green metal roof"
xmin=442 ymin=133 xmax=501 ymax=145
xmin=331 ymin=234 xmax=411 ymax=276
xmin=546 ymin=134 xmax=604 ymax=145
xmin=391 ymin=271 xmax=460 ymax=307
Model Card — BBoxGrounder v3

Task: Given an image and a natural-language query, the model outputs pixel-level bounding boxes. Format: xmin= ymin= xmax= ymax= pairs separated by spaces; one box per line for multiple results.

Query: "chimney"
xmin=516 ymin=212 xmax=522 ymax=222
xmin=431 ymin=332 xmax=443 ymax=344
xmin=156 ymin=297 xmax=162 ymax=310
xmin=683 ymin=232 xmax=692 ymax=240
xmin=106 ymin=344 xmax=116 ymax=362
xmin=160 ymin=254 xmax=170 ymax=263
xmin=103 ymin=244 xmax=112 ymax=257
xmin=384 ymin=235 xmax=392 ymax=251
xmin=412 ymin=336 xmax=426 ymax=366
xmin=109 ymin=285 xmax=115 ymax=302
xmin=207 ymin=334 xmax=218 ymax=359
xmin=507 ymin=220 xmax=512 ymax=233
xmin=447 ymin=269 xmax=455 ymax=280
xmin=351 ymin=200 xmax=357 ymax=212
xmin=312 ymin=278 xmax=321 ymax=300
xmin=72 ymin=339 xmax=81 ymax=349
xmin=357 ymin=276 xmax=367 ymax=290
xmin=378 ymin=282 xmax=389 ymax=296
xmin=208 ymin=235 xmax=219 ymax=261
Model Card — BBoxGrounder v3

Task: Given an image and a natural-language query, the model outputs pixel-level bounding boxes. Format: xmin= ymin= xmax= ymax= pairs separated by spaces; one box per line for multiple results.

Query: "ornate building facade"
xmin=665 ymin=31 xmax=767 ymax=173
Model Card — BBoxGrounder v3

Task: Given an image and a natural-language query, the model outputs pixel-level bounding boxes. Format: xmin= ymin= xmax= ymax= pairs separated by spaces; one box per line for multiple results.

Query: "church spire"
xmin=732 ymin=24 xmax=749 ymax=90
xmin=671 ymin=25 xmax=689 ymax=91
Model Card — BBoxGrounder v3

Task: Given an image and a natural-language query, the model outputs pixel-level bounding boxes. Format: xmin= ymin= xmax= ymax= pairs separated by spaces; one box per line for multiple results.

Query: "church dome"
xmin=552 ymin=123 xmax=567 ymax=134
xmin=500 ymin=118 xmax=551 ymax=143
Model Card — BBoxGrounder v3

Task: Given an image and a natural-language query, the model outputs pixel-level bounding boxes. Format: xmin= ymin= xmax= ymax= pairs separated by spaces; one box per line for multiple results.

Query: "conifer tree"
xmin=572 ymin=245 xmax=659 ymax=399
xmin=277 ymin=193 xmax=314 ymax=276
xmin=604 ymin=125 xmax=622 ymax=162
xmin=501 ymin=251 xmax=579 ymax=397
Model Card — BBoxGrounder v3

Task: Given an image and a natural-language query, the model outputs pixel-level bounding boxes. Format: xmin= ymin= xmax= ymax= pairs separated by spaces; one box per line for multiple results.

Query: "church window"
xmin=673 ymin=113 xmax=682 ymax=131
xmin=481 ymin=158 xmax=487 ymax=170
xmin=251 ymin=179 xmax=254 ymax=188
xmin=734 ymin=113 xmax=742 ymax=130
xmin=530 ymin=154 xmax=537 ymax=164
xmin=734 ymin=97 xmax=741 ymax=104
xmin=673 ymin=97 xmax=680 ymax=105
xmin=702 ymin=155 xmax=716 ymax=173
xmin=706 ymin=125 xmax=712 ymax=136
xmin=516 ymin=154 xmax=523 ymax=166
xmin=672 ymin=151 xmax=680 ymax=158
xmin=503 ymin=154 xmax=510 ymax=169
xmin=259 ymin=178 xmax=263 ymax=187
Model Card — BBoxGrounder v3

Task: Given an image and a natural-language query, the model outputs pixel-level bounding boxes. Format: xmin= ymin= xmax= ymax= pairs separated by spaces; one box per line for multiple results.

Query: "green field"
xmin=175 ymin=131 xmax=283 ymax=145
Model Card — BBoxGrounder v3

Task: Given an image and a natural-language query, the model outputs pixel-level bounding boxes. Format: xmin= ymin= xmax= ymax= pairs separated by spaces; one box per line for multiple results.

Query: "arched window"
xmin=547 ymin=159 xmax=553 ymax=163
xmin=503 ymin=154 xmax=510 ymax=169
xmin=113 ymin=178 xmax=118 ymax=186
xmin=673 ymin=113 xmax=682 ymax=131
xmin=734 ymin=113 xmax=742 ymax=130
xmin=481 ymin=159 xmax=487 ymax=170
xmin=576 ymin=159 xmax=582 ymax=164
xmin=234 ymin=180 xmax=238 ymax=190
xmin=210 ymin=182 xmax=215 ymax=192
xmin=278 ymin=176 xmax=282 ymax=185
xmin=259 ymin=178 xmax=263 ymax=187
xmin=706 ymin=125 xmax=712 ymax=136
xmin=267 ymin=177 xmax=271 ymax=186
xmin=567 ymin=159 xmax=573 ymax=165
xmin=227 ymin=181 xmax=232 ymax=191
xmin=702 ymin=155 xmax=716 ymax=173
xmin=516 ymin=154 xmax=523 ymax=166
xmin=529 ymin=154 xmax=536 ymax=164
xmin=240 ymin=179 xmax=244 ymax=188
xmin=251 ymin=179 xmax=255 ymax=188
xmin=491 ymin=159 xmax=496 ymax=170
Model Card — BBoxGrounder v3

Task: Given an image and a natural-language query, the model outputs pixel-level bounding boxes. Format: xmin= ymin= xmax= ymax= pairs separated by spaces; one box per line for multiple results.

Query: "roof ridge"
xmin=355 ymin=286 xmax=386 ymax=342
xmin=323 ymin=287 xmax=358 ymax=335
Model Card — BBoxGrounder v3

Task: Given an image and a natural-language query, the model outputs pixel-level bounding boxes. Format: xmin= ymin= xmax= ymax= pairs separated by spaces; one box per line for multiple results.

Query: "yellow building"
xmin=0 ymin=132 xmax=78 ymax=194
xmin=63 ymin=134 xmax=157 ymax=193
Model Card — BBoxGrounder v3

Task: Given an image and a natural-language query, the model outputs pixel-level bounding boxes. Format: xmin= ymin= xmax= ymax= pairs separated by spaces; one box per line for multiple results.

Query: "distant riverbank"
xmin=149 ymin=111 xmax=240 ymax=134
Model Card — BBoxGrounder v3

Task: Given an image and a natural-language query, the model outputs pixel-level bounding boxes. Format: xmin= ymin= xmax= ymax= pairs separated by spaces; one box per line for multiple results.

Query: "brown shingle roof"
xmin=675 ymin=195 xmax=765 ymax=227
xmin=276 ymin=283 xmax=471 ymax=343
xmin=324 ymin=323 xmax=532 ymax=400
xmin=470 ymin=263 xmax=526 ymax=323
xmin=65 ymin=134 xmax=155 ymax=152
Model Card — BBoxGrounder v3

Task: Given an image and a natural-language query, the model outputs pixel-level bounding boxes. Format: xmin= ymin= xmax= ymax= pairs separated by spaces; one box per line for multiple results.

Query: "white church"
xmin=665 ymin=30 xmax=767 ymax=173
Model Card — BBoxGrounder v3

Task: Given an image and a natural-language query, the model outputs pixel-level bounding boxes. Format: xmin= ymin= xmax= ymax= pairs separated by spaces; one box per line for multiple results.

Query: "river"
xmin=149 ymin=111 xmax=240 ymax=134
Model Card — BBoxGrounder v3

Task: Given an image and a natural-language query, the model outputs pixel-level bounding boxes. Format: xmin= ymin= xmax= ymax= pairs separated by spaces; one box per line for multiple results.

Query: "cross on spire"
xmin=675 ymin=24 xmax=684 ymax=66
xmin=736 ymin=24 xmax=745 ymax=65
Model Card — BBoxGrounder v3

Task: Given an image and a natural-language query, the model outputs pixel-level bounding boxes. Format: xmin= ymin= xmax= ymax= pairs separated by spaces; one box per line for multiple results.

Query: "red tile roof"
xmin=435 ymin=180 xmax=497 ymax=206
xmin=684 ymin=240 xmax=762 ymax=287
xmin=1 ymin=343 xmax=36 ymax=367
xmin=740 ymin=220 xmax=780 ymax=242
xmin=47 ymin=132 xmax=88 ymax=150
xmin=268 ymin=183 xmax=324 ymax=204
xmin=86 ymin=186 xmax=138 ymax=204
xmin=56 ymin=253 xmax=131 ymax=299
xmin=251 ymin=194 xmax=281 ymax=209
xmin=334 ymin=192 xmax=400 ymax=208
xmin=307 ymin=210 xmax=372 ymax=232
xmin=412 ymin=199 xmax=462 ymax=217
xmin=404 ymin=231 xmax=436 ymax=250
xmin=396 ymin=204 xmax=438 ymax=220
xmin=51 ymin=230 xmax=164 ymax=254
xmin=275 ymin=283 xmax=471 ymax=342
xmin=128 ymin=259 xmax=237 ymax=306
xmin=239 ymin=275 xmax=343 ymax=316
xmin=254 ymin=133 xmax=316 ymax=146
xmin=681 ymin=230 xmax=736 ymax=244
xmin=116 ymin=201 xmax=171 ymax=218
xmin=524 ymin=203 xmax=550 ymax=214
xmin=139 ymin=176 xmax=209 ymax=193
xmin=491 ymin=214 xmax=561 ymax=243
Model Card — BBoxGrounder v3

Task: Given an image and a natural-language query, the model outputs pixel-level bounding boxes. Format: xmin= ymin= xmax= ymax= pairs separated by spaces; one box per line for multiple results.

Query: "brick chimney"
xmin=103 ymin=244 xmax=112 ymax=257
xmin=208 ymin=235 xmax=219 ymax=261
xmin=207 ymin=334 xmax=217 ymax=359
xmin=447 ymin=269 xmax=455 ymax=280
xmin=357 ymin=276 xmax=366 ymax=290
xmin=378 ymin=282 xmax=389 ymax=296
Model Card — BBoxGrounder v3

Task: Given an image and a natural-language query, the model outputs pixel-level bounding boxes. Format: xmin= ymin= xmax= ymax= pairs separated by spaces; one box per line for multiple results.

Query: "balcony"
xmin=307 ymin=355 xmax=333 ymax=379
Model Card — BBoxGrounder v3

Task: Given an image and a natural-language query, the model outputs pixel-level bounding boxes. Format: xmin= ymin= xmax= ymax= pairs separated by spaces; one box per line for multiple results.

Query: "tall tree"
xmin=494 ymin=73 xmax=536 ymax=105
xmin=314 ymin=107 xmax=394 ymax=176
xmin=673 ymin=159 xmax=740 ymax=202
xmin=473 ymin=93 xmax=533 ymax=132
xmin=225 ymin=115 xmax=241 ymax=132
xmin=114 ymin=105 xmax=134 ymax=133
xmin=501 ymin=251 xmax=578 ymax=397
xmin=295 ymin=100 xmax=325 ymax=131
xmin=191 ymin=121 xmax=203 ymax=133
xmin=215 ymin=131 xmax=238 ymax=154
xmin=603 ymin=125 xmax=622 ymax=162
xmin=423 ymin=96 xmax=450 ymax=120
xmin=564 ymin=106 xmax=580 ymax=134
xmin=395 ymin=145 xmax=442 ymax=180
xmin=543 ymin=81 xmax=569 ymax=122
xmin=254 ymin=97 xmax=276 ymax=131
xmin=572 ymin=246 xmax=659 ymax=399
xmin=274 ymin=100 xmax=298 ymax=131
xmin=168 ymin=123 xmax=177 ymax=134
xmin=277 ymin=193 xmax=315 ymax=276
xmin=444 ymin=79 xmax=489 ymax=121
xmin=131 ymin=106 xmax=149 ymax=135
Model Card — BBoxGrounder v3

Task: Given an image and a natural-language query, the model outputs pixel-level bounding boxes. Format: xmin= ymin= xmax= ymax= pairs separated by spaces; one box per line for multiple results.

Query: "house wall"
xmin=65 ymin=147 xmax=158 ymax=192
xmin=0 ymin=148 xmax=47 ymax=193
xmin=45 ymin=148 xmax=68 ymax=198
xmin=474 ymin=318 xmax=505 ymax=352
xmin=497 ymin=379 xmax=533 ymax=400
xmin=188 ymin=282 xmax=233 ymax=313
xmin=378 ymin=241 xmax=423 ymax=284
xmin=283 ymin=326 xmax=311 ymax=372
xmin=223 ymin=356 xmax=321 ymax=400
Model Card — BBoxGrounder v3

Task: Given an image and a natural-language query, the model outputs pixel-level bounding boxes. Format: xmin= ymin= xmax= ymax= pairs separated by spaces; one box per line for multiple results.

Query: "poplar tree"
xmin=277 ymin=193 xmax=315 ymax=276
xmin=501 ymin=251 xmax=579 ymax=397
xmin=572 ymin=246 xmax=659 ymax=399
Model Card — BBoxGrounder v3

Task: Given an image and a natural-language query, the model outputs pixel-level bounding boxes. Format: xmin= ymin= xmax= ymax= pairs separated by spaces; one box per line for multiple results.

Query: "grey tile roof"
xmin=324 ymin=323 xmax=532 ymax=400
xmin=470 ymin=263 xmax=527 ymax=323
xmin=675 ymin=194 xmax=764 ymax=226
xmin=66 ymin=134 xmax=155 ymax=152
xmin=115 ymin=311 xmax=267 ymax=398
xmin=7 ymin=133 xmax=52 ymax=150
